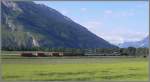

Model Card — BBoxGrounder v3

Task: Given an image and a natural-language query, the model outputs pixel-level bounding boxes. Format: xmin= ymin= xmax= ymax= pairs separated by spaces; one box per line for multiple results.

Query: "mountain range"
xmin=118 ymin=36 xmax=149 ymax=48
xmin=1 ymin=0 xmax=117 ymax=49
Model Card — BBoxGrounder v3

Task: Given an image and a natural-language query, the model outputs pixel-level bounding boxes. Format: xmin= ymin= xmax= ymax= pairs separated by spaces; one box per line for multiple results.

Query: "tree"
xmin=127 ymin=47 xmax=136 ymax=56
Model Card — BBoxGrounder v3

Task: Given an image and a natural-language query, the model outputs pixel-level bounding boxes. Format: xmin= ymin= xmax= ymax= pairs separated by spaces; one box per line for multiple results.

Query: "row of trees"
xmin=2 ymin=47 xmax=149 ymax=57
xmin=120 ymin=47 xmax=149 ymax=57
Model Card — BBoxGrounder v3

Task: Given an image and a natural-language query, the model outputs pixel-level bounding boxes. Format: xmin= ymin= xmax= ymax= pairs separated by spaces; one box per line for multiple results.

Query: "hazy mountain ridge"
xmin=118 ymin=36 xmax=149 ymax=48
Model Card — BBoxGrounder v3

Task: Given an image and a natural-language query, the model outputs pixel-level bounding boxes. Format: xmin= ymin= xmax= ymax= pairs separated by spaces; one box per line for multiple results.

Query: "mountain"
xmin=1 ymin=0 xmax=117 ymax=49
xmin=118 ymin=36 xmax=149 ymax=48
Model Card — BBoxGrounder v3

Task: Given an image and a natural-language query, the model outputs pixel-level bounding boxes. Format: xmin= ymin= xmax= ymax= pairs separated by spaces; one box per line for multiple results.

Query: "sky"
xmin=34 ymin=1 xmax=149 ymax=45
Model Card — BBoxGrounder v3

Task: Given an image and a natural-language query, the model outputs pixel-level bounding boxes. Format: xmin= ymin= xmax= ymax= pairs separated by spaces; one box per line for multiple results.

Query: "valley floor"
xmin=1 ymin=55 xmax=148 ymax=81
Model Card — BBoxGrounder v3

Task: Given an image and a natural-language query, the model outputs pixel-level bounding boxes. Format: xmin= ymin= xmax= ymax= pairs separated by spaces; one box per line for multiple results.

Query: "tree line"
xmin=2 ymin=47 xmax=149 ymax=57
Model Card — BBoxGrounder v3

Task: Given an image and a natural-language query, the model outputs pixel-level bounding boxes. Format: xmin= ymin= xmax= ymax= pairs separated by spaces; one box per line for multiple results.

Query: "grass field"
xmin=1 ymin=55 xmax=148 ymax=81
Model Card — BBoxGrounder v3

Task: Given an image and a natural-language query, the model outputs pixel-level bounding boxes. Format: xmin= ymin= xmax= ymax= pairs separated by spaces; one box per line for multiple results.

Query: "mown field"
xmin=1 ymin=54 xmax=148 ymax=81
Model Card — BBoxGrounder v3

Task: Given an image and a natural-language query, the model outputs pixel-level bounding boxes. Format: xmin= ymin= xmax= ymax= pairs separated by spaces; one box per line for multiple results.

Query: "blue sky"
xmin=34 ymin=1 xmax=149 ymax=45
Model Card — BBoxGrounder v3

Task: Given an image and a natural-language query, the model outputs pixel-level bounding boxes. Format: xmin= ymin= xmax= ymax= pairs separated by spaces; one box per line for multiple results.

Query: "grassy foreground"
xmin=1 ymin=55 xmax=148 ymax=81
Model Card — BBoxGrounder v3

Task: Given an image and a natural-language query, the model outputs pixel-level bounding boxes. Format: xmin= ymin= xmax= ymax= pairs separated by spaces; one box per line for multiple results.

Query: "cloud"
xmin=82 ymin=25 xmax=148 ymax=45
xmin=82 ymin=21 xmax=103 ymax=29
xmin=59 ymin=9 xmax=70 ymax=15
xmin=122 ymin=32 xmax=148 ymax=41
xmin=104 ymin=9 xmax=135 ymax=17
xmin=80 ymin=8 xmax=87 ymax=12
xmin=80 ymin=20 xmax=147 ymax=45
xmin=99 ymin=32 xmax=125 ymax=44
xmin=104 ymin=10 xmax=113 ymax=14
xmin=101 ymin=35 xmax=124 ymax=45
xmin=119 ymin=11 xmax=135 ymax=17
xmin=136 ymin=3 xmax=148 ymax=8
xmin=98 ymin=31 xmax=148 ymax=45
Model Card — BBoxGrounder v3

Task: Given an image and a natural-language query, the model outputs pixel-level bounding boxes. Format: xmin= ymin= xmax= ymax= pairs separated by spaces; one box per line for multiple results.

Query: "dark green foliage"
xmin=119 ymin=47 xmax=148 ymax=57
xmin=127 ymin=47 xmax=136 ymax=56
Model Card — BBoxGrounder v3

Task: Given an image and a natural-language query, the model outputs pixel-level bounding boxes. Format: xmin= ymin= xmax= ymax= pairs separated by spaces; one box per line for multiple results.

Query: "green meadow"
xmin=1 ymin=55 xmax=148 ymax=81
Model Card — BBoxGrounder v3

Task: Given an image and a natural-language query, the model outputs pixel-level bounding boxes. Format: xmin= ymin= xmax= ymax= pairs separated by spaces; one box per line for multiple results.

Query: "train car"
xmin=37 ymin=53 xmax=47 ymax=57
xmin=21 ymin=53 xmax=37 ymax=57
